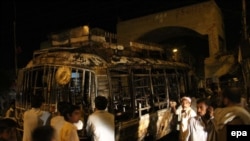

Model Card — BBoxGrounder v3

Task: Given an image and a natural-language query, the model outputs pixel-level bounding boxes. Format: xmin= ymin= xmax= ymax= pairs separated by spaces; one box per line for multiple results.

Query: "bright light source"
xmin=117 ymin=45 xmax=124 ymax=50
xmin=83 ymin=25 xmax=89 ymax=35
xmin=173 ymin=48 xmax=178 ymax=53
xmin=233 ymin=77 xmax=239 ymax=82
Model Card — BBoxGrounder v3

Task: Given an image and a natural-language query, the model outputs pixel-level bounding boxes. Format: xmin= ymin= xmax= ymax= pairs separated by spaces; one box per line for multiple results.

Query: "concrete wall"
xmin=117 ymin=1 xmax=224 ymax=57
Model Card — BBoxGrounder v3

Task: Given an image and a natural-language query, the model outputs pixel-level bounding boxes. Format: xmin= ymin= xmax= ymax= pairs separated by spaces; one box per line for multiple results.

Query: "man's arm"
xmin=185 ymin=118 xmax=193 ymax=141
xmin=85 ymin=117 xmax=93 ymax=136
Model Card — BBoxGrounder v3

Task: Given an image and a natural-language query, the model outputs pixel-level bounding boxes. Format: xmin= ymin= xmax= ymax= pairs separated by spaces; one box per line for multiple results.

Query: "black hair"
xmin=222 ymin=87 xmax=241 ymax=103
xmin=32 ymin=125 xmax=55 ymax=141
xmin=31 ymin=95 xmax=45 ymax=108
xmin=0 ymin=118 xmax=17 ymax=134
xmin=62 ymin=103 xmax=81 ymax=121
xmin=196 ymin=98 xmax=210 ymax=106
xmin=95 ymin=96 xmax=108 ymax=110
xmin=57 ymin=101 xmax=69 ymax=114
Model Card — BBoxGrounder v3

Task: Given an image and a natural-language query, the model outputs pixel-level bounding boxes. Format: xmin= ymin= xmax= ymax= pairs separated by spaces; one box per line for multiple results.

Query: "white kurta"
xmin=176 ymin=106 xmax=197 ymax=141
xmin=186 ymin=116 xmax=207 ymax=141
xmin=86 ymin=110 xmax=115 ymax=141
xmin=22 ymin=108 xmax=43 ymax=141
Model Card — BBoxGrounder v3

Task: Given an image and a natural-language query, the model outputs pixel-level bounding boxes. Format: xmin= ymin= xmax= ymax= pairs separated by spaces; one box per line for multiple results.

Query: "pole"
xmin=13 ymin=0 xmax=17 ymax=76
xmin=241 ymin=0 xmax=250 ymax=105
xmin=242 ymin=0 xmax=247 ymax=40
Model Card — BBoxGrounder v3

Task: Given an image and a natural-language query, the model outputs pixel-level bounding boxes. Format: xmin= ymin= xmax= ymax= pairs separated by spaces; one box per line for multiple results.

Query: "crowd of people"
xmin=0 ymin=95 xmax=114 ymax=141
xmin=169 ymin=86 xmax=250 ymax=141
xmin=1 ymin=86 xmax=250 ymax=141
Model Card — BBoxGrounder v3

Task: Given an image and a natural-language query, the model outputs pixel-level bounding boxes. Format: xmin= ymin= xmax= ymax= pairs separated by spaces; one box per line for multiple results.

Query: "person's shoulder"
xmin=189 ymin=116 xmax=197 ymax=122
xmin=51 ymin=116 xmax=63 ymax=122
xmin=24 ymin=108 xmax=31 ymax=112
xmin=188 ymin=108 xmax=196 ymax=115
xmin=23 ymin=109 xmax=31 ymax=116
xmin=62 ymin=121 xmax=77 ymax=130
xmin=189 ymin=116 xmax=201 ymax=125
xmin=109 ymin=112 xmax=114 ymax=116
xmin=175 ymin=106 xmax=182 ymax=113
xmin=51 ymin=115 xmax=64 ymax=120
xmin=101 ymin=111 xmax=114 ymax=116
xmin=107 ymin=112 xmax=114 ymax=118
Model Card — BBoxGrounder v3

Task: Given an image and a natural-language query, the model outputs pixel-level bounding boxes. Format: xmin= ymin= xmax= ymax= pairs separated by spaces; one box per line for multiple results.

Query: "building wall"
xmin=117 ymin=1 xmax=224 ymax=57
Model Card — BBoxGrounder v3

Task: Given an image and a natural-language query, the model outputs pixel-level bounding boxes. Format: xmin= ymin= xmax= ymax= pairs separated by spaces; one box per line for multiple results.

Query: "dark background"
xmin=1 ymin=0 xmax=250 ymax=70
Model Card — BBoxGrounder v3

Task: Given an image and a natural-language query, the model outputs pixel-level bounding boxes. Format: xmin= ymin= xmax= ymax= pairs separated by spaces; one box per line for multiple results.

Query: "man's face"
xmin=1 ymin=128 xmax=16 ymax=140
xmin=181 ymin=99 xmax=191 ymax=109
xmin=197 ymin=102 xmax=208 ymax=116
xmin=68 ymin=109 xmax=81 ymax=123
xmin=1 ymin=130 xmax=10 ymax=140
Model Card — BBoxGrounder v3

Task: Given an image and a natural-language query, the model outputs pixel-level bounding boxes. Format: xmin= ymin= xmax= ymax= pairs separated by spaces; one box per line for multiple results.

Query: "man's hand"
xmin=170 ymin=101 xmax=177 ymax=108
xmin=207 ymin=106 xmax=214 ymax=119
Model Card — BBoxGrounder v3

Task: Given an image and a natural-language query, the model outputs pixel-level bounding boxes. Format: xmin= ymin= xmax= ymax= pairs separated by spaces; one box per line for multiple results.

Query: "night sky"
xmin=1 ymin=0 xmax=250 ymax=70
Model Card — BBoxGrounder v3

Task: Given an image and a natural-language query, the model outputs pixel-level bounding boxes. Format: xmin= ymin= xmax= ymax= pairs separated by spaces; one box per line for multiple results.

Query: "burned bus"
xmin=15 ymin=31 xmax=195 ymax=140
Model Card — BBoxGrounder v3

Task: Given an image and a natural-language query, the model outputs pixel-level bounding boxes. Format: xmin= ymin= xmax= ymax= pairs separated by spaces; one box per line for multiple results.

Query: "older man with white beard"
xmin=172 ymin=96 xmax=196 ymax=141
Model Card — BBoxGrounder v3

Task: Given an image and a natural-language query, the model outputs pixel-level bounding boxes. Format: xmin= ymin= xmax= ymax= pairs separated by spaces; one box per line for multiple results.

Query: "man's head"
xmin=181 ymin=96 xmax=191 ymax=109
xmin=32 ymin=125 xmax=56 ymax=141
xmin=57 ymin=101 xmax=69 ymax=115
xmin=196 ymin=98 xmax=210 ymax=117
xmin=31 ymin=95 xmax=45 ymax=108
xmin=222 ymin=87 xmax=241 ymax=106
xmin=62 ymin=103 xmax=81 ymax=123
xmin=95 ymin=96 xmax=108 ymax=110
xmin=0 ymin=118 xmax=17 ymax=140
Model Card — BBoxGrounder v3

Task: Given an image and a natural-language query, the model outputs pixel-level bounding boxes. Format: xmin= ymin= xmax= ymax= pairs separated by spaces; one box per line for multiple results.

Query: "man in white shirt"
xmin=22 ymin=95 xmax=49 ymax=141
xmin=186 ymin=98 xmax=216 ymax=141
xmin=172 ymin=96 xmax=196 ymax=141
xmin=86 ymin=96 xmax=115 ymax=141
